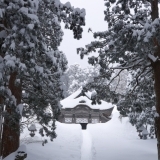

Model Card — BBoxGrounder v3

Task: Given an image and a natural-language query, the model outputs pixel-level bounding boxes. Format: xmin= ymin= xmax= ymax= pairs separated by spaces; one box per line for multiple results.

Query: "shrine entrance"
xmin=80 ymin=123 xmax=88 ymax=130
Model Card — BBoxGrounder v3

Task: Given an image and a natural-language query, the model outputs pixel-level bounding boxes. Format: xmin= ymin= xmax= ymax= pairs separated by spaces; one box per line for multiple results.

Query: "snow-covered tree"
xmin=117 ymin=76 xmax=156 ymax=138
xmin=63 ymin=64 xmax=99 ymax=96
xmin=64 ymin=63 xmax=128 ymax=105
xmin=0 ymin=0 xmax=85 ymax=158
xmin=110 ymin=69 xmax=128 ymax=95
xmin=77 ymin=0 xmax=160 ymax=158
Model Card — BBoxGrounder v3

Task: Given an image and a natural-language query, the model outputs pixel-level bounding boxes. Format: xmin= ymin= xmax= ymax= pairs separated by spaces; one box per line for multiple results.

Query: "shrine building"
xmin=58 ymin=88 xmax=114 ymax=129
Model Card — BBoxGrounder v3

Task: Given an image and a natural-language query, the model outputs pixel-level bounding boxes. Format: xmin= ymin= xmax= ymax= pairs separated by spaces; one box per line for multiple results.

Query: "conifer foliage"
xmin=63 ymin=64 xmax=99 ymax=97
xmin=77 ymin=0 xmax=160 ymax=159
xmin=0 ymin=0 xmax=85 ymax=158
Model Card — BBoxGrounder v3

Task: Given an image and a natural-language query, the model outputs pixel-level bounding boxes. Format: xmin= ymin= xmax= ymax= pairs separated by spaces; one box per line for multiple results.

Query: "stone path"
xmin=81 ymin=130 xmax=93 ymax=160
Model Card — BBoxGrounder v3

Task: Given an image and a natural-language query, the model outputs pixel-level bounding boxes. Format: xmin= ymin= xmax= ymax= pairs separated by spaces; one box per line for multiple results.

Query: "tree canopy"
xmin=77 ymin=0 xmax=160 ymax=159
xmin=0 ymin=0 xmax=86 ymax=158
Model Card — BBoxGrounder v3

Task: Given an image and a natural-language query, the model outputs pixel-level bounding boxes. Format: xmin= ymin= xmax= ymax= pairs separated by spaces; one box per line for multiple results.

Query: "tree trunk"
xmin=150 ymin=1 xmax=160 ymax=159
xmin=153 ymin=58 xmax=160 ymax=160
xmin=0 ymin=98 xmax=4 ymax=157
xmin=153 ymin=59 xmax=160 ymax=160
xmin=1 ymin=72 xmax=22 ymax=158
xmin=155 ymin=116 xmax=160 ymax=160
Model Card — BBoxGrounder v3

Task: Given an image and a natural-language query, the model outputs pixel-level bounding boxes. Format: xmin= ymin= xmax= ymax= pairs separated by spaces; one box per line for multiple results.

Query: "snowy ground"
xmin=81 ymin=130 xmax=92 ymax=160
xmin=87 ymin=108 xmax=157 ymax=160
xmin=5 ymin=107 xmax=157 ymax=160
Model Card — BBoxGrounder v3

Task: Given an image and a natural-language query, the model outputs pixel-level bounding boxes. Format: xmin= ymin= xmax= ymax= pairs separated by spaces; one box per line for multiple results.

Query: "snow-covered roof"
xmin=60 ymin=88 xmax=113 ymax=110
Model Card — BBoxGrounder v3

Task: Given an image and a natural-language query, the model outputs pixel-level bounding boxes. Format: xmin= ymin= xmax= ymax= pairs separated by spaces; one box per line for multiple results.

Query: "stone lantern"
xmin=137 ymin=126 xmax=145 ymax=139
xmin=142 ymin=128 xmax=149 ymax=140
xmin=28 ymin=124 xmax=37 ymax=137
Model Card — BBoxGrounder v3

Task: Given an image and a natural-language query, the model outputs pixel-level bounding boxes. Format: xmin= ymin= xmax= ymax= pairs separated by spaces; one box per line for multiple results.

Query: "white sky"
xmin=59 ymin=0 xmax=107 ymax=68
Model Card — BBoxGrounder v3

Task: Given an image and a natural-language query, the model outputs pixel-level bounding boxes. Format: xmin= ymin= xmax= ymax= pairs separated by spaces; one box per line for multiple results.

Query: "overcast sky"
xmin=59 ymin=0 xmax=107 ymax=68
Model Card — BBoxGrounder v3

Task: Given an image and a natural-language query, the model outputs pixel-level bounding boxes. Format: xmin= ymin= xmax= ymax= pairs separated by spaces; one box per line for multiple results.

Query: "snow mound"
xmin=20 ymin=122 xmax=82 ymax=160
xmin=4 ymin=145 xmax=27 ymax=160
xmin=87 ymin=107 xmax=157 ymax=160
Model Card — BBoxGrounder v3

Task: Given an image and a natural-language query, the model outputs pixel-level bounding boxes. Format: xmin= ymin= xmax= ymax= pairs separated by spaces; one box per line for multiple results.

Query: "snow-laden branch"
xmin=148 ymin=53 xmax=158 ymax=62
xmin=110 ymin=59 xmax=144 ymax=70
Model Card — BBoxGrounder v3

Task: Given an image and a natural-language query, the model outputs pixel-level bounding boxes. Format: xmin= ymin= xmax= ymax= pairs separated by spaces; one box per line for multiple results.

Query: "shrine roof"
xmin=60 ymin=88 xmax=113 ymax=110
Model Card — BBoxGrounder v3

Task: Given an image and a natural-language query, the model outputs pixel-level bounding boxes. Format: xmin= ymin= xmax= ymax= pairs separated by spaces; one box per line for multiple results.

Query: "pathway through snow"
xmin=81 ymin=130 xmax=93 ymax=160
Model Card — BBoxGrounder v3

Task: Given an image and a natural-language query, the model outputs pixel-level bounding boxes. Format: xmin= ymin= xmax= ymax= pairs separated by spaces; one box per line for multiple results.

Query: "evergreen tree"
xmin=0 ymin=0 xmax=85 ymax=158
xmin=63 ymin=64 xmax=99 ymax=96
xmin=110 ymin=69 xmax=128 ymax=95
xmin=77 ymin=0 xmax=160 ymax=158
xmin=63 ymin=64 xmax=127 ymax=104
